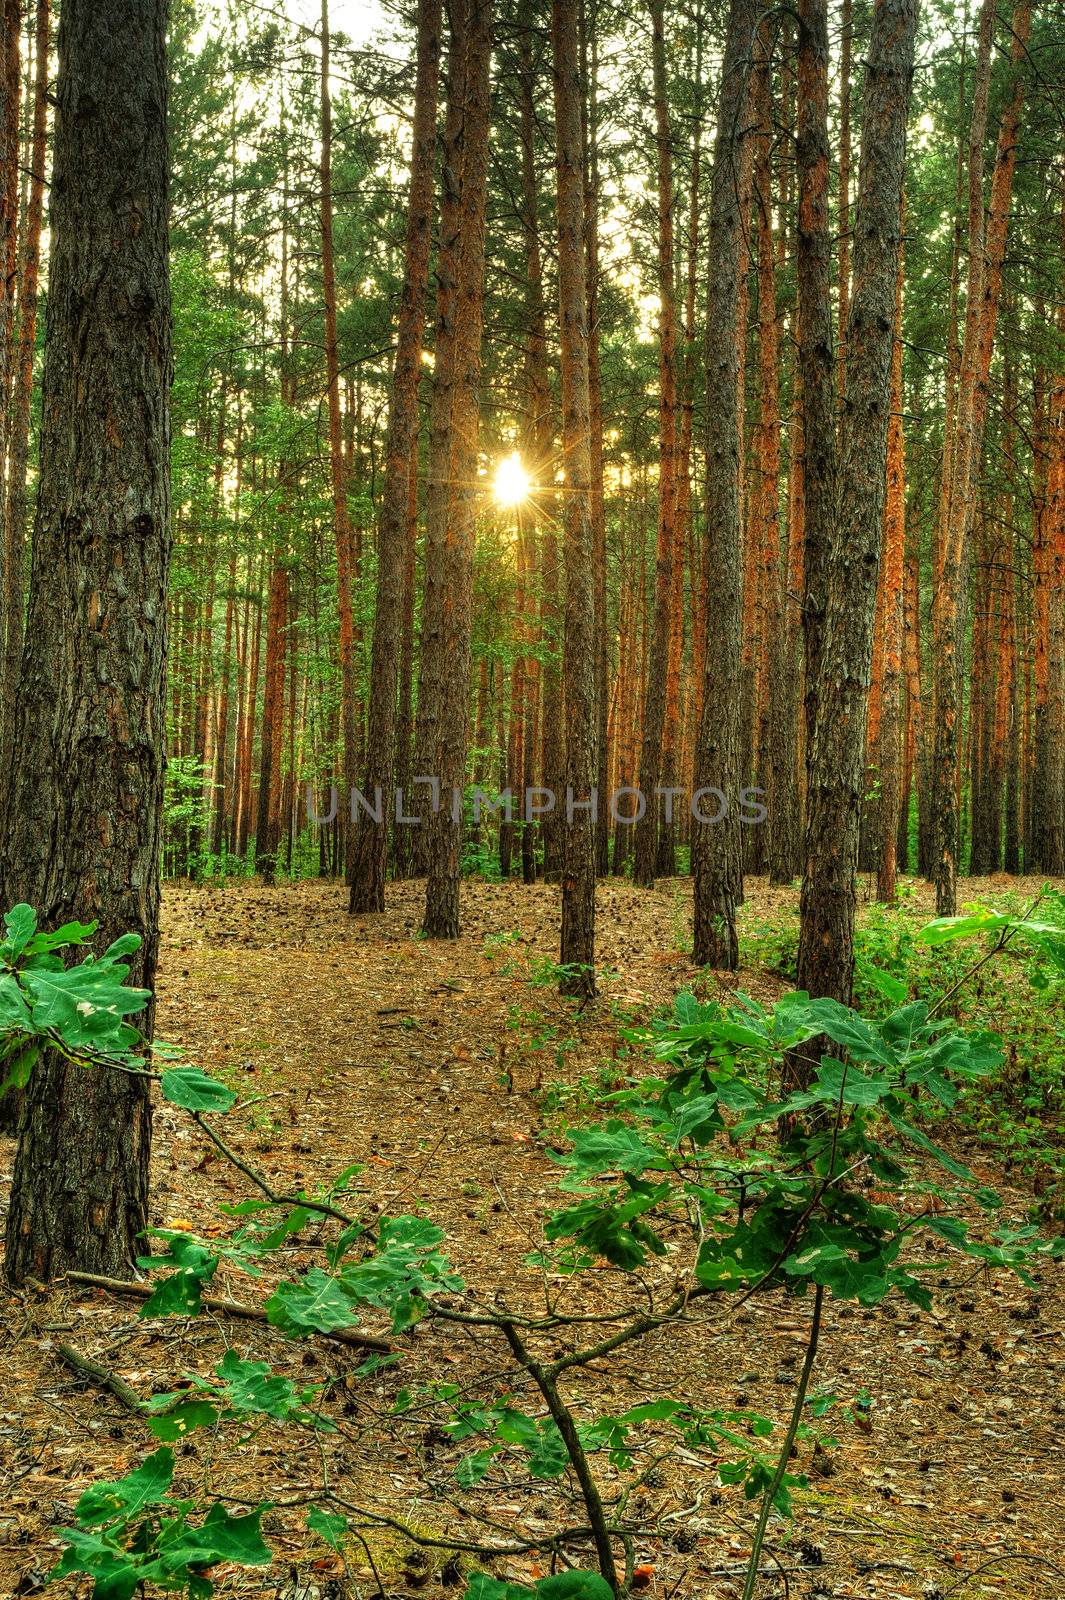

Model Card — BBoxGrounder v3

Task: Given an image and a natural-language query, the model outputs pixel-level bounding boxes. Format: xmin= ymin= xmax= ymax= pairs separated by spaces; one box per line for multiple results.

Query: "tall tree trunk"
xmin=795 ymin=0 xmax=837 ymax=813
xmin=877 ymin=223 xmax=907 ymax=902
xmin=351 ymin=0 xmax=441 ymax=911
xmin=237 ymin=561 xmax=262 ymax=863
xmin=517 ymin=19 xmax=562 ymax=882
xmin=750 ymin=21 xmax=780 ymax=879
xmin=319 ymin=0 xmax=361 ymax=886
xmin=989 ymin=347 xmax=1018 ymax=873
xmin=423 ymin=0 xmax=492 ymax=938
xmin=633 ymin=0 xmax=678 ymax=888
xmin=581 ymin=0 xmax=610 ymax=880
xmin=1033 ymin=182 xmax=1065 ymax=874
xmin=256 ymin=558 xmax=288 ymax=883
xmin=674 ymin=5 xmax=704 ymax=835
xmin=836 ymin=0 xmax=852 ymax=397
xmin=2 ymin=0 xmax=170 ymax=1283
xmin=213 ymin=551 xmax=238 ymax=857
xmin=517 ymin=14 xmax=552 ymax=882
xmin=931 ymin=0 xmax=1029 ymax=910
xmin=794 ymin=0 xmax=917 ymax=1032
xmin=897 ymin=539 xmax=921 ymax=872
xmin=2 ymin=0 xmax=46 ymax=780
xmin=768 ymin=63 xmax=804 ymax=888
xmin=414 ymin=0 xmax=468 ymax=874
xmin=552 ymin=0 xmax=597 ymax=997
xmin=692 ymin=0 xmax=757 ymax=969
xmin=0 ymin=0 xmax=21 ymax=699
xmin=393 ymin=437 xmax=419 ymax=880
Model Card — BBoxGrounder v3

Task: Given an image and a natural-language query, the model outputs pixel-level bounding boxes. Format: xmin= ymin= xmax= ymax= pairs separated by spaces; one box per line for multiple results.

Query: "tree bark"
xmin=318 ymin=0 xmax=361 ymax=887
xmin=0 ymin=0 xmax=21 ymax=699
xmin=692 ymin=0 xmax=757 ymax=969
xmin=2 ymin=0 xmax=47 ymax=781
xmin=750 ymin=22 xmax=780 ymax=880
xmin=255 ymin=558 xmax=288 ymax=883
xmin=350 ymin=0 xmax=441 ymax=911
xmin=1033 ymin=181 xmax=1065 ymax=874
xmin=876 ymin=223 xmax=907 ymax=902
xmin=581 ymin=0 xmax=610 ymax=881
xmin=794 ymin=0 xmax=917 ymax=1032
xmin=552 ymin=0 xmax=597 ymax=997
xmin=2 ymin=0 xmax=171 ymax=1283
xmin=795 ymin=0 xmax=837 ymax=801
xmin=931 ymin=0 xmax=1029 ymax=910
xmin=633 ymin=0 xmax=678 ymax=889
xmin=423 ymin=0 xmax=492 ymax=938
xmin=413 ymin=0 xmax=468 ymax=875
xmin=836 ymin=0 xmax=852 ymax=399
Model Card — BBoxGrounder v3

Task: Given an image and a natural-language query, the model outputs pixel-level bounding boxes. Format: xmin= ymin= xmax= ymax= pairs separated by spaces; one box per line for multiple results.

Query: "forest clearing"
xmin=0 ymin=0 xmax=1064 ymax=1594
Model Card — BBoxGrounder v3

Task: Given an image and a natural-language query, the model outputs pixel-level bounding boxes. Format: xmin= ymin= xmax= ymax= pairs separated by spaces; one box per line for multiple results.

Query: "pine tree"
xmin=795 ymin=0 xmax=918 ymax=1027
xmin=552 ymin=0 xmax=597 ymax=997
xmin=350 ymin=0 xmax=442 ymax=912
xmin=692 ymin=0 xmax=757 ymax=970
xmin=2 ymin=0 xmax=171 ymax=1283
xmin=423 ymin=0 xmax=492 ymax=938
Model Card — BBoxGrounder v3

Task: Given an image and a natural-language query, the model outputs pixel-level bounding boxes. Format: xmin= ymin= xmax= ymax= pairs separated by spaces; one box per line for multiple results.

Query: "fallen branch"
xmin=63 ymin=1271 xmax=392 ymax=1355
xmin=56 ymin=1342 xmax=148 ymax=1415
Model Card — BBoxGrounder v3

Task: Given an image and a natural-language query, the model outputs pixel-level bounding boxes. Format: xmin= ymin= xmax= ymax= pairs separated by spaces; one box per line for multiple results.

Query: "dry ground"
xmin=0 ymin=875 xmax=1062 ymax=1600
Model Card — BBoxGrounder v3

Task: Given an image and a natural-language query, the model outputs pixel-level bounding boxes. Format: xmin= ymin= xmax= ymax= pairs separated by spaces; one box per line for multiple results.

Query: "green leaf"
xmin=53 ymin=1529 xmax=141 ymax=1600
xmin=887 ymin=1114 xmax=976 ymax=1180
xmin=74 ymin=1447 xmax=174 ymax=1529
xmin=917 ymin=907 xmax=1011 ymax=945
xmin=267 ymin=1268 xmax=361 ymax=1336
xmin=21 ymin=960 xmax=150 ymax=1037
xmin=815 ymin=1057 xmax=891 ymax=1107
xmin=0 ymin=971 xmax=32 ymax=1030
xmin=151 ymin=1501 xmax=272 ymax=1568
xmin=160 ymin=1065 xmax=236 ymax=1113
xmin=138 ymin=1233 xmax=219 ymax=1318
xmin=555 ymin=1120 xmax=662 ymax=1181
xmin=146 ymin=1399 xmax=219 ymax=1441
xmin=213 ymin=1348 xmax=318 ymax=1421
xmin=536 ymin=1577 xmax=617 ymax=1600
xmin=307 ymin=1505 xmax=348 ymax=1551
xmin=465 ymin=1572 xmax=615 ymax=1600
xmin=925 ymin=1216 xmax=967 ymax=1247
xmin=668 ymin=1093 xmax=723 ymax=1143
xmin=455 ymin=1447 xmax=499 ymax=1486
xmin=716 ymin=1076 xmax=763 ymax=1112
xmin=803 ymin=999 xmax=895 ymax=1065
xmin=0 ymin=1041 xmax=38 ymax=1094
xmin=3 ymin=904 xmax=37 ymax=957
xmin=865 ymin=966 xmax=908 ymax=1005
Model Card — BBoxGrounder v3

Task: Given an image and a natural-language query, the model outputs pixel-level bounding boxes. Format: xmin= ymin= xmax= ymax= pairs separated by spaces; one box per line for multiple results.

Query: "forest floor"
xmin=1 ymin=874 xmax=1063 ymax=1600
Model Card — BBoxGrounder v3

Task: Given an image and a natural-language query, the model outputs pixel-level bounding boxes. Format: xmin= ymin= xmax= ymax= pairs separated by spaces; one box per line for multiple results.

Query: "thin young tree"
xmin=2 ymin=0 xmax=171 ymax=1283
xmin=552 ymin=0 xmax=597 ymax=997
xmin=692 ymin=0 xmax=758 ymax=969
